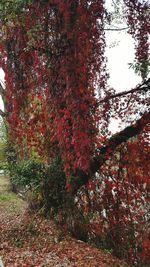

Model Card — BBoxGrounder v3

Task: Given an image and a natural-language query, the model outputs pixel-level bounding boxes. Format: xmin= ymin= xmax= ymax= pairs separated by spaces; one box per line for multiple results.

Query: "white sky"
xmin=106 ymin=30 xmax=142 ymax=92
xmin=105 ymin=30 xmax=143 ymax=133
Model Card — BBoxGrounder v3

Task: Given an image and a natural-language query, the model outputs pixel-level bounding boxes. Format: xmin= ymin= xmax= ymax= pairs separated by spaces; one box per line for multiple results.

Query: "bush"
xmin=8 ymin=156 xmax=66 ymax=213
xmin=11 ymin=157 xmax=46 ymax=191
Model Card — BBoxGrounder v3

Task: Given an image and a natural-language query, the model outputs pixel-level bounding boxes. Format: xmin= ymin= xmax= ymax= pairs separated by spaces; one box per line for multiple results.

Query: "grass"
xmin=0 ymin=193 xmax=18 ymax=202
xmin=0 ymin=175 xmax=18 ymax=202
xmin=0 ymin=175 xmax=27 ymax=214
xmin=0 ymin=175 xmax=9 ymax=190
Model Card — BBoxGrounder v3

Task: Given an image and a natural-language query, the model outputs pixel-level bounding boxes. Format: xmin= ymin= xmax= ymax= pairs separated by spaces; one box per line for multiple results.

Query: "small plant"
xmin=7 ymin=155 xmax=67 ymax=213
xmin=10 ymin=157 xmax=46 ymax=191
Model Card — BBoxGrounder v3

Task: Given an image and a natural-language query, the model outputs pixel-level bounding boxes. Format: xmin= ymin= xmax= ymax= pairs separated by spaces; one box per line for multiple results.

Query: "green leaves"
xmin=0 ymin=0 xmax=32 ymax=22
xmin=128 ymin=59 xmax=150 ymax=80
xmin=11 ymin=157 xmax=46 ymax=189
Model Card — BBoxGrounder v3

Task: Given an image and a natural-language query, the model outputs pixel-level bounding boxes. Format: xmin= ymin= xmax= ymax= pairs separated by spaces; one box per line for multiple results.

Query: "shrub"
xmin=8 ymin=156 xmax=66 ymax=213
xmin=11 ymin=157 xmax=45 ymax=191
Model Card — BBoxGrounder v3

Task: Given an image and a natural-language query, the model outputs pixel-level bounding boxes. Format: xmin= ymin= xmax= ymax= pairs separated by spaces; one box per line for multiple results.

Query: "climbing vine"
xmin=0 ymin=2 xmax=149 ymax=265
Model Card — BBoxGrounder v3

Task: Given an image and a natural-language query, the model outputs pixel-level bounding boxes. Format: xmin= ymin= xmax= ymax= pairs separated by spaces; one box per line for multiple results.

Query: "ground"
xmin=0 ymin=175 xmax=129 ymax=267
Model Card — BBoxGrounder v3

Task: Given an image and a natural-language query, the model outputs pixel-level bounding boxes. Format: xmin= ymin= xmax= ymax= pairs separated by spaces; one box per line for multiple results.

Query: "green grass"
xmin=0 ymin=175 xmax=10 ymax=190
xmin=0 ymin=193 xmax=18 ymax=202
xmin=0 ymin=175 xmax=27 ymax=214
xmin=0 ymin=175 xmax=17 ymax=203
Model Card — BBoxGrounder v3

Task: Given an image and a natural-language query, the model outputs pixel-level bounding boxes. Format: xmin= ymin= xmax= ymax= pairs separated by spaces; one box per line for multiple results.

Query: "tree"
xmin=0 ymin=0 xmax=149 ymax=188
xmin=0 ymin=118 xmax=7 ymax=167
xmin=0 ymin=1 xmax=149 ymax=265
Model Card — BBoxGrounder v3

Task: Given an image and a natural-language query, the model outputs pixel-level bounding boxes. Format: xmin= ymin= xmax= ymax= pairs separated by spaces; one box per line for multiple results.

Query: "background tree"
xmin=0 ymin=118 xmax=7 ymax=169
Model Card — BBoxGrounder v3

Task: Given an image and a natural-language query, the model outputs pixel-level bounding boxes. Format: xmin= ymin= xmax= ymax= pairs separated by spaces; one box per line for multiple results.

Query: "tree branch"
xmin=0 ymin=82 xmax=6 ymax=117
xmin=0 ymin=82 xmax=5 ymax=97
xmin=0 ymin=82 xmax=5 ymax=104
xmin=98 ymin=78 xmax=150 ymax=104
xmin=0 ymin=109 xmax=5 ymax=118
xmin=92 ymin=111 xmax=150 ymax=172
xmin=104 ymin=27 xmax=128 ymax=31
xmin=73 ymin=111 xmax=150 ymax=193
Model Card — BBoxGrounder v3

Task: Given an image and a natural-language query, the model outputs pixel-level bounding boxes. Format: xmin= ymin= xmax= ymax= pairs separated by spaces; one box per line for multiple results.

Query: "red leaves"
xmin=0 ymin=2 xmax=149 ymax=267
xmin=1 ymin=0 xmax=148 ymax=182
xmin=141 ymin=238 xmax=150 ymax=263
xmin=124 ymin=0 xmax=150 ymax=79
xmin=0 ymin=0 xmax=107 ymax=176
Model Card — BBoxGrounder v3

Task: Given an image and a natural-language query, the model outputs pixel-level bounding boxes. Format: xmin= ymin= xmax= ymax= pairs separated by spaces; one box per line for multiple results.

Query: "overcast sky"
xmin=106 ymin=30 xmax=141 ymax=91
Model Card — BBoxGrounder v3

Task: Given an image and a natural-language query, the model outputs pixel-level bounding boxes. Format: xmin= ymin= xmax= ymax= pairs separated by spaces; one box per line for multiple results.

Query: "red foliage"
xmin=75 ymin=133 xmax=150 ymax=265
xmin=0 ymin=2 xmax=149 ymax=265
xmin=0 ymin=0 xmax=108 ymax=178
xmin=124 ymin=0 xmax=150 ymax=78
xmin=0 ymin=0 xmax=149 ymax=179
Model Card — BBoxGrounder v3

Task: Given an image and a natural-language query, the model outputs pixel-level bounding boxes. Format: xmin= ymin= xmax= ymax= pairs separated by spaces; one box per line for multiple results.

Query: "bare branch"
xmin=0 ymin=82 xmax=5 ymax=94
xmin=0 ymin=82 xmax=5 ymax=103
xmin=92 ymin=111 xmax=150 ymax=172
xmin=0 ymin=109 xmax=5 ymax=118
xmin=99 ymin=78 xmax=150 ymax=104
xmin=104 ymin=27 xmax=128 ymax=31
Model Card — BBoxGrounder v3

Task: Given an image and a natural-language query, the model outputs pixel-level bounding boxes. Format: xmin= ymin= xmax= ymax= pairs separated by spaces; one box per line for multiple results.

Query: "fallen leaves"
xmin=0 ymin=212 xmax=129 ymax=266
xmin=0 ymin=176 xmax=129 ymax=267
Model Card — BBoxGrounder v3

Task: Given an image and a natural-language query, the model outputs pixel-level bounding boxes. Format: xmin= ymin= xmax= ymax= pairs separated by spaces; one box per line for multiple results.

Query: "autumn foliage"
xmin=0 ymin=0 xmax=149 ymax=266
